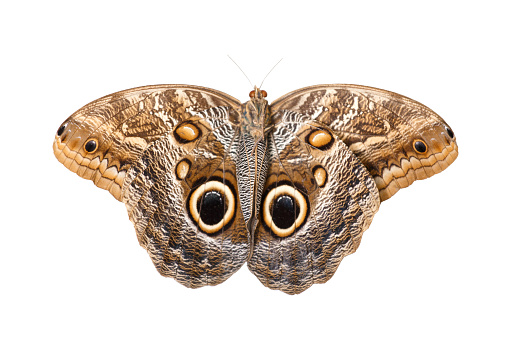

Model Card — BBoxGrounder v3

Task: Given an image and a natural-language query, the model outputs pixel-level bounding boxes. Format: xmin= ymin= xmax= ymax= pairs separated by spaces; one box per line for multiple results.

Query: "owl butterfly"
xmin=53 ymin=84 xmax=458 ymax=294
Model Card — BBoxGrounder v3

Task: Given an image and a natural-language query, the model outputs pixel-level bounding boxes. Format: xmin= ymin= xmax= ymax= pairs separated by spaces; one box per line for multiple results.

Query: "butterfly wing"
xmin=270 ymin=84 xmax=458 ymax=201
xmin=247 ymin=84 xmax=459 ymax=294
xmin=247 ymin=111 xmax=380 ymax=294
xmin=53 ymin=85 xmax=249 ymax=287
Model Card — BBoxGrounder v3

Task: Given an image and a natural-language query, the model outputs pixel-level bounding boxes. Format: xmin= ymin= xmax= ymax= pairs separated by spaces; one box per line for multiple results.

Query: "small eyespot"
xmin=249 ymin=90 xmax=255 ymax=98
xmin=261 ymin=90 xmax=267 ymax=97
xmin=312 ymin=166 xmax=328 ymax=187
xmin=84 ymin=139 xmax=98 ymax=153
xmin=306 ymin=129 xmax=334 ymax=150
xmin=173 ymin=122 xmax=201 ymax=144
xmin=446 ymin=126 xmax=454 ymax=139
xmin=413 ymin=139 xmax=427 ymax=154
xmin=175 ymin=159 xmax=191 ymax=180
xmin=57 ymin=123 xmax=67 ymax=136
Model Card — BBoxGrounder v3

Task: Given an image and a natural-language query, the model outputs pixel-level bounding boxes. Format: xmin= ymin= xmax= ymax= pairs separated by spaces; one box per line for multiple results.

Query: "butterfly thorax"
xmin=236 ymin=88 xmax=272 ymax=243
xmin=240 ymin=87 xmax=270 ymax=143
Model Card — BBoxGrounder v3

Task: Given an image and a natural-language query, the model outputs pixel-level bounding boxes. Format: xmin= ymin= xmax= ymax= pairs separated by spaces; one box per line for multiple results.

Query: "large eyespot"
xmin=413 ymin=139 xmax=427 ymax=154
xmin=306 ymin=129 xmax=334 ymax=150
xmin=262 ymin=184 xmax=309 ymax=237
xmin=445 ymin=126 xmax=454 ymax=139
xmin=188 ymin=179 xmax=236 ymax=234
xmin=57 ymin=123 xmax=67 ymax=136
xmin=84 ymin=139 xmax=98 ymax=153
xmin=173 ymin=122 xmax=201 ymax=144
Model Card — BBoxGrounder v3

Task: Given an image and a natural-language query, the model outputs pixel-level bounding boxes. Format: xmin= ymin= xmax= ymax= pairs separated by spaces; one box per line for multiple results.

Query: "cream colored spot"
xmin=89 ymin=157 xmax=101 ymax=170
xmin=364 ymin=136 xmax=387 ymax=147
xmin=114 ymin=170 xmax=126 ymax=185
xmin=313 ymin=167 xmax=327 ymax=187
xmin=382 ymin=168 xmax=394 ymax=186
xmin=175 ymin=160 xmax=190 ymax=180
xmin=102 ymin=166 xmax=118 ymax=180
xmin=175 ymin=123 xmax=200 ymax=142
xmin=351 ymin=96 xmax=359 ymax=110
xmin=308 ymin=130 xmax=332 ymax=148
xmin=374 ymin=176 xmax=386 ymax=191
xmin=99 ymin=159 xmax=108 ymax=173
xmin=109 ymin=183 xmax=122 ymax=201
xmin=349 ymin=142 xmax=365 ymax=152
xmin=389 ymin=164 xmax=405 ymax=178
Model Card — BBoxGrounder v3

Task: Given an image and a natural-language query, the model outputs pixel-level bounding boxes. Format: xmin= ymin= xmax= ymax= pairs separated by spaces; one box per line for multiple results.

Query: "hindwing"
xmin=247 ymin=110 xmax=380 ymax=294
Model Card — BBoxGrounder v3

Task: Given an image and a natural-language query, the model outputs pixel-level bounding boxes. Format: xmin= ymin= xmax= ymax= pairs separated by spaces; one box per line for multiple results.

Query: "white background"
xmin=1 ymin=1 xmax=507 ymax=338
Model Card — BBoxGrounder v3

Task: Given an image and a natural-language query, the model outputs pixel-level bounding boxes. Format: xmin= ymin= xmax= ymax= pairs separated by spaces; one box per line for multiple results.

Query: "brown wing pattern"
xmin=122 ymin=109 xmax=249 ymax=287
xmin=247 ymin=111 xmax=380 ymax=294
xmin=54 ymin=85 xmax=241 ymax=200
xmin=53 ymin=82 xmax=458 ymax=294
xmin=270 ymin=85 xmax=458 ymax=201
xmin=54 ymin=85 xmax=249 ymax=287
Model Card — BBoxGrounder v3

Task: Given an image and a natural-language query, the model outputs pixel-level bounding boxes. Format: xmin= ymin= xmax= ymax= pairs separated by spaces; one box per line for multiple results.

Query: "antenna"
xmin=227 ymin=55 xmax=253 ymax=87
xmin=260 ymin=58 xmax=283 ymax=88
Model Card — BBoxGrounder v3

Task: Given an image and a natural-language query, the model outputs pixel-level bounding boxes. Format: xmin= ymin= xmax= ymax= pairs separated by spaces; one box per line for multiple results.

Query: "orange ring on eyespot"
xmin=262 ymin=185 xmax=308 ymax=237
xmin=83 ymin=138 xmax=99 ymax=153
xmin=413 ymin=139 xmax=428 ymax=154
xmin=188 ymin=180 xmax=235 ymax=234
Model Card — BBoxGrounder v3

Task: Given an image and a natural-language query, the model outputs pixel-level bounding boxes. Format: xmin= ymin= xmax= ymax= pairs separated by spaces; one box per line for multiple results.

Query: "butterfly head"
xmin=249 ymin=87 xmax=267 ymax=100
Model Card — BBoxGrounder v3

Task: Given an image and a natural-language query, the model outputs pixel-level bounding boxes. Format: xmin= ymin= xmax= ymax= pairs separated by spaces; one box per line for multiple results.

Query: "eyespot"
xmin=188 ymin=179 xmax=236 ymax=234
xmin=173 ymin=122 xmax=201 ymax=144
xmin=413 ymin=139 xmax=427 ymax=154
xmin=249 ymin=90 xmax=255 ymax=98
xmin=445 ymin=126 xmax=454 ymax=139
xmin=262 ymin=184 xmax=309 ymax=237
xmin=261 ymin=90 xmax=267 ymax=97
xmin=84 ymin=139 xmax=98 ymax=153
xmin=175 ymin=159 xmax=191 ymax=181
xmin=57 ymin=123 xmax=67 ymax=136
xmin=312 ymin=166 xmax=328 ymax=187
xmin=306 ymin=129 xmax=334 ymax=150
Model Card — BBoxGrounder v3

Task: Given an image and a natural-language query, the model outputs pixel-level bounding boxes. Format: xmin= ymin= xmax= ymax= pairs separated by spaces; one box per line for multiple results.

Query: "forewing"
xmin=270 ymin=85 xmax=458 ymax=200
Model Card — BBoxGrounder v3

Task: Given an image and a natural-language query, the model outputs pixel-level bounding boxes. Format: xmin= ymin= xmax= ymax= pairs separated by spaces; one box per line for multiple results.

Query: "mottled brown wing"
xmin=247 ymin=111 xmax=380 ymax=294
xmin=53 ymin=85 xmax=249 ymax=287
xmin=270 ymin=85 xmax=458 ymax=201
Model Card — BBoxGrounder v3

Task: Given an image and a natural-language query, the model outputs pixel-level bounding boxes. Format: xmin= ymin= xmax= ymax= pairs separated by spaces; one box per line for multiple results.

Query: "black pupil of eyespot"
xmin=272 ymin=195 xmax=299 ymax=229
xmin=414 ymin=141 xmax=427 ymax=153
xmin=85 ymin=140 xmax=97 ymax=152
xmin=57 ymin=124 xmax=66 ymax=136
xmin=446 ymin=127 xmax=454 ymax=138
xmin=198 ymin=191 xmax=225 ymax=225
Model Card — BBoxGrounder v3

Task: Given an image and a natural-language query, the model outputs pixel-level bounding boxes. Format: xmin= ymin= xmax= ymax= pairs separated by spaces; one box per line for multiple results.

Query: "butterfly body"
xmin=54 ymin=83 xmax=457 ymax=294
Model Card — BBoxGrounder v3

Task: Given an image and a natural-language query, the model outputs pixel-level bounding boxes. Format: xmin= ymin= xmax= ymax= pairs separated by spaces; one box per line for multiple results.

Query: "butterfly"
xmin=53 ymin=83 xmax=458 ymax=294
